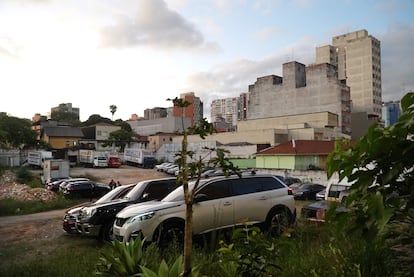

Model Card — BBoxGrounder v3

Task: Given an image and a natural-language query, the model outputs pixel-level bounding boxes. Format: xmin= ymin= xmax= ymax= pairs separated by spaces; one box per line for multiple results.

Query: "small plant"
xmin=140 ymin=255 xmax=199 ymax=277
xmin=218 ymin=225 xmax=281 ymax=277
xmin=95 ymin=238 xmax=146 ymax=276
xmin=15 ymin=167 xmax=33 ymax=184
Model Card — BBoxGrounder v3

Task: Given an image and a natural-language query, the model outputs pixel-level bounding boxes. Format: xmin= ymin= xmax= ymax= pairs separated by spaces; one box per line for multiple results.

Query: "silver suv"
xmin=113 ymin=172 xmax=296 ymax=245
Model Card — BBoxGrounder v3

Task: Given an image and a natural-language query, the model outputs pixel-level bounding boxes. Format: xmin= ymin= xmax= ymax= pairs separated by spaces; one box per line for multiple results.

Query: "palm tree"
xmin=109 ymin=105 xmax=117 ymax=120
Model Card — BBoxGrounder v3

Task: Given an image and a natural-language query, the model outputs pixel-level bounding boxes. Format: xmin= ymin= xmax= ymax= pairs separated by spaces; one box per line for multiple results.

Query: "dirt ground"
xmin=0 ymin=166 xmax=169 ymax=247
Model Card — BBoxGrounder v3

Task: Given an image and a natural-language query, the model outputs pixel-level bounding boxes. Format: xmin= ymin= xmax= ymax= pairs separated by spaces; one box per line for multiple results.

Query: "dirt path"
xmin=0 ymin=167 xmax=169 ymax=247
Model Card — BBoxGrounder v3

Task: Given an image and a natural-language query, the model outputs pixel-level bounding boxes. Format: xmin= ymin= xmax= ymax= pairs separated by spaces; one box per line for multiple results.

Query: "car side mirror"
xmin=194 ymin=194 xmax=208 ymax=203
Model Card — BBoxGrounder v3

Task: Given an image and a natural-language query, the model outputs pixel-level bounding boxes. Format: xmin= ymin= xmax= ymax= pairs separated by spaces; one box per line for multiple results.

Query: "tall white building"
xmin=316 ymin=29 xmax=382 ymax=117
xmin=211 ymin=97 xmax=239 ymax=126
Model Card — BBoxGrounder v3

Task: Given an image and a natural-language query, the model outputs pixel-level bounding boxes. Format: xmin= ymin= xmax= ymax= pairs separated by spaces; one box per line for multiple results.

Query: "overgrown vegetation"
xmin=0 ymin=196 xmax=86 ymax=216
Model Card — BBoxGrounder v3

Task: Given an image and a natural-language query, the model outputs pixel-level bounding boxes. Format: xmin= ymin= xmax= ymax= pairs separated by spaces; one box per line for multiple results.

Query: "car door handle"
xmin=223 ymin=201 xmax=232 ymax=206
xmin=259 ymin=196 xmax=267 ymax=200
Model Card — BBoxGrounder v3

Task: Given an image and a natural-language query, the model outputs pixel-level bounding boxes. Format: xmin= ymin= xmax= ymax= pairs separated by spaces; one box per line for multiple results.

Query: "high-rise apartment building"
xmin=51 ymin=103 xmax=80 ymax=120
xmin=211 ymin=97 xmax=239 ymax=126
xmin=382 ymin=101 xmax=401 ymax=127
xmin=316 ymin=29 xmax=382 ymax=117
xmin=144 ymin=107 xmax=168 ymax=120
xmin=172 ymin=92 xmax=203 ymax=126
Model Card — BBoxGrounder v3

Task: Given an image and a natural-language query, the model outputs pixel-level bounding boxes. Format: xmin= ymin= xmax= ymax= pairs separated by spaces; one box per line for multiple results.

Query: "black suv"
xmin=76 ymin=177 xmax=179 ymax=241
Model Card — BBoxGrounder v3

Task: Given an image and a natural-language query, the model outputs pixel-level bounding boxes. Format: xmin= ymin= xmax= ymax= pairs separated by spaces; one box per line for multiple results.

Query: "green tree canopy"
xmin=81 ymin=114 xmax=112 ymax=126
xmin=50 ymin=110 xmax=81 ymax=126
xmin=0 ymin=114 xmax=38 ymax=149
xmin=103 ymin=129 xmax=134 ymax=152
xmin=109 ymin=105 xmax=117 ymax=120
xmin=327 ymin=92 xmax=414 ymax=267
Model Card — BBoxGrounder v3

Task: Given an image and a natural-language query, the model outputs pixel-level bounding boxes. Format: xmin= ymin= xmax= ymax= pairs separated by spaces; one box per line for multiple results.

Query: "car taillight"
xmin=288 ymin=187 xmax=293 ymax=195
xmin=67 ymin=187 xmax=75 ymax=191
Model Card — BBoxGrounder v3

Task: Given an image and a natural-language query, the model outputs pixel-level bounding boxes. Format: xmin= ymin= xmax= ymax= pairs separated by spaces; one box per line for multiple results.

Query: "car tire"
xmin=267 ymin=208 xmax=291 ymax=237
xmin=156 ymin=221 xmax=184 ymax=248
xmin=100 ymin=219 xmax=115 ymax=241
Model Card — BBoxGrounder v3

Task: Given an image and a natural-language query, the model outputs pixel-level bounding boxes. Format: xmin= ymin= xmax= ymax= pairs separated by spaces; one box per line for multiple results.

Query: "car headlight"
xmin=126 ymin=211 xmax=155 ymax=224
xmin=82 ymin=208 xmax=96 ymax=218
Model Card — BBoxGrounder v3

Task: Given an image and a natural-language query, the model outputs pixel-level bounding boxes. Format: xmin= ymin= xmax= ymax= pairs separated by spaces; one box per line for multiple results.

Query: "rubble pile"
xmin=0 ymin=170 xmax=58 ymax=202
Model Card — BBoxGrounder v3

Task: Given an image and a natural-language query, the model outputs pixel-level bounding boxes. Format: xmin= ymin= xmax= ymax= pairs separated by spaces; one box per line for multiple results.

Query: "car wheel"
xmin=157 ymin=221 xmax=184 ymax=248
xmin=267 ymin=209 xmax=290 ymax=237
xmin=100 ymin=219 xmax=115 ymax=241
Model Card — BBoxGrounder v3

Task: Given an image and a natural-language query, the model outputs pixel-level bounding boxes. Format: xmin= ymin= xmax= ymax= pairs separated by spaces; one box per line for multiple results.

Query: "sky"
xmin=1 ymin=0 xmax=413 ymax=122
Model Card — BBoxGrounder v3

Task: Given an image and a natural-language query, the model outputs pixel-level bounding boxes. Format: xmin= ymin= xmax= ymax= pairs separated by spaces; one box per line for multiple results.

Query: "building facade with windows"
xmin=382 ymin=101 xmax=401 ymax=127
xmin=316 ymin=29 xmax=382 ymax=117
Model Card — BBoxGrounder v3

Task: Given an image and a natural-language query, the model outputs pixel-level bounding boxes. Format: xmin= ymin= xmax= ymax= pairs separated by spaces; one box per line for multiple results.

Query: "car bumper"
xmin=76 ymin=221 xmax=101 ymax=237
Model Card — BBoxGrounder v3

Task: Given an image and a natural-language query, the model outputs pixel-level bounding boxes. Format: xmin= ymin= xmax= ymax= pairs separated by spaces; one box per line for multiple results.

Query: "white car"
xmin=113 ymin=172 xmax=296 ymax=245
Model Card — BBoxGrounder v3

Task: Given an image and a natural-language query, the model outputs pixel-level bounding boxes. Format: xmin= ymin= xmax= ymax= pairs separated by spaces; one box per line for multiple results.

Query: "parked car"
xmin=166 ymin=165 xmax=179 ymax=175
xmin=284 ymin=177 xmax=302 ymax=186
xmin=62 ymin=181 xmax=110 ymax=199
xmin=76 ymin=177 xmax=180 ymax=241
xmin=108 ymin=156 xmax=122 ymax=168
xmin=113 ymin=172 xmax=297 ymax=245
xmin=315 ymin=189 xmax=326 ymax=201
xmin=59 ymin=178 xmax=90 ymax=191
xmin=63 ymin=184 xmax=135 ymax=234
xmin=293 ymin=183 xmax=325 ymax=200
xmin=46 ymin=178 xmax=72 ymax=191
xmin=287 ymin=182 xmax=302 ymax=194
xmin=155 ymin=162 xmax=172 ymax=171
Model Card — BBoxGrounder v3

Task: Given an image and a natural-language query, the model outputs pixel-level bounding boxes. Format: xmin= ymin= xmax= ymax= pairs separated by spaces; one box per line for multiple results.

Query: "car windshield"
xmin=299 ymin=183 xmax=312 ymax=189
xmin=122 ymin=181 xmax=147 ymax=200
xmin=162 ymin=181 xmax=200 ymax=202
xmin=96 ymin=184 xmax=134 ymax=203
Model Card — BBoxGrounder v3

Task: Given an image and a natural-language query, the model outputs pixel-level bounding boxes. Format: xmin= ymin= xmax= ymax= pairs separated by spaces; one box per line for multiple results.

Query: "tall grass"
xmin=0 ymin=196 xmax=86 ymax=216
xmin=0 ymin=220 xmax=404 ymax=277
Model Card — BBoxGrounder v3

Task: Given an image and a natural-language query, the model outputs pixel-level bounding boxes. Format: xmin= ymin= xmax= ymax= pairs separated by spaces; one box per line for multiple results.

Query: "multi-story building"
xmin=211 ymin=97 xmax=239 ymax=127
xmin=247 ymin=61 xmax=351 ymax=136
xmin=172 ymin=92 xmax=203 ymax=126
xmin=382 ymin=101 xmax=401 ymax=127
xmin=51 ymin=103 xmax=80 ymax=120
xmin=316 ymin=29 xmax=382 ymax=117
xmin=144 ymin=107 xmax=168 ymax=120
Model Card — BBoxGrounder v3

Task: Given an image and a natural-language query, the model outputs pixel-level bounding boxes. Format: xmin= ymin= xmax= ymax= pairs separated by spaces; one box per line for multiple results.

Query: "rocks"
xmin=0 ymin=170 xmax=58 ymax=202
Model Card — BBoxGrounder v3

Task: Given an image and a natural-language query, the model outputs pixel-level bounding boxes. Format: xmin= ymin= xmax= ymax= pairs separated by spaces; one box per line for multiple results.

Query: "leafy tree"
xmin=327 ymin=92 xmax=414 ymax=273
xmin=110 ymin=105 xmax=117 ymax=120
xmin=50 ymin=110 xmax=81 ymax=126
xmin=81 ymin=114 xmax=112 ymax=126
xmin=102 ymin=129 xmax=134 ymax=152
xmin=114 ymin=119 xmax=132 ymax=132
xmin=0 ymin=114 xmax=38 ymax=149
xmin=169 ymin=97 xmax=239 ymax=276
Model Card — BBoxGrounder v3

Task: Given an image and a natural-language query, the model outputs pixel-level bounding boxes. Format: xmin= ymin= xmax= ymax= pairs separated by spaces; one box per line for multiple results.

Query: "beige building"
xmin=316 ymin=29 xmax=382 ymax=117
xmin=247 ymin=61 xmax=351 ymax=136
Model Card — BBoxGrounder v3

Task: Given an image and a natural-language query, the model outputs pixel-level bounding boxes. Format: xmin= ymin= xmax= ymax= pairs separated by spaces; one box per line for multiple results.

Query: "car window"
xmin=141 ymin=180 xmax=176 ymax=201
xmin=231 ymin=178 xmax=260 ymax=195
xmin=259 ymin=176 xmax=286 ymax=191
xmin=197 ymin=180 xmax=232 ymax=200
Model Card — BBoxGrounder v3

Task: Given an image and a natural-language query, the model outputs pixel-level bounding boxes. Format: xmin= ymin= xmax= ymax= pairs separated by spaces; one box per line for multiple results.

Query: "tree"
xmin=0 ymin=114 xmax=38 ymax=149
xmin=169 ymin=97 xmax=239 ymax=276
xmin=81 ymin=114 xmax=112 ymax=126
xmin=110 ymin=105 xmax=117 ymax=120
xmin=103 ymin=129 xmax=134 ymax=152
xmin=50 ymin=110 xmax=81 ymax=126
xmin=327 ymin=92 xmax=414 ymax=269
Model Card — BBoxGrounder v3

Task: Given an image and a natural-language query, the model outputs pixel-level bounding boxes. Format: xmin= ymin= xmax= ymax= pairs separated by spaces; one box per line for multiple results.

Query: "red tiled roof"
xmin=257 ymin=140 xmax=337 ymax=155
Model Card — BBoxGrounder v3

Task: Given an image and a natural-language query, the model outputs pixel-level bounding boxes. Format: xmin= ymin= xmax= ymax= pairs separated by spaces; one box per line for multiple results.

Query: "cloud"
xmin=0 ymin=37 xmax=21 ymax=60
xmin=99 ymin=0 xmax=216 ymax=51
xmin=380 ymin=23 xmax=414 ymax=101
xmin=185 ymin=37 xmax=315 ymax=118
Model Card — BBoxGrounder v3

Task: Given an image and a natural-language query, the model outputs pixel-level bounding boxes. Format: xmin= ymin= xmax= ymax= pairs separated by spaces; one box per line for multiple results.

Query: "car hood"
xmin=117 ymin=200 xmax=183 ymax=218
xmin=83 ymin=198 xmax=130 ymax=211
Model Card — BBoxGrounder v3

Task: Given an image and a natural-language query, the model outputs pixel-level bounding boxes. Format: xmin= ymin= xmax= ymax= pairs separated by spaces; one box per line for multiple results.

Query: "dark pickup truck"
xmin=76 ymin=177 xmax=179 ymax=241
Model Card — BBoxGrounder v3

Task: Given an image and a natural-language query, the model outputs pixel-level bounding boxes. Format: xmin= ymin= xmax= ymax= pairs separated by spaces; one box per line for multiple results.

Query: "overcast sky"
xmin=1 ymin=0 xmax=413 ymax=121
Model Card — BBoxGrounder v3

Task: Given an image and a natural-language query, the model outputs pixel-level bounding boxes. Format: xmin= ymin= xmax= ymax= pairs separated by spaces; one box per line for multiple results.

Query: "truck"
xmin=123 ymin=148 xmax=155 ymax=168
xmin=78 ymin=150 xmax=107 ymax=168
xmin=41 ymin=159 xmax=70 ymax=184
xmin=27 ymin=150 xmax=53 ymax=168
